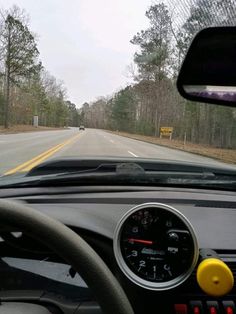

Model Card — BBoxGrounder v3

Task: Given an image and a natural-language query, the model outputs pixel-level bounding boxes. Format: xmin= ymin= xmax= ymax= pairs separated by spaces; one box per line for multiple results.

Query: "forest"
xmin=0 ymin=6 xmax=79 ymax=128
xmin=81 ymin=0 xmax=236 ymax=148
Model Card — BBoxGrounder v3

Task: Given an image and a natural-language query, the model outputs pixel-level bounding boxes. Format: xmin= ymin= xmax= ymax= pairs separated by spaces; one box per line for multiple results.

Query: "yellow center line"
xmin=4 ymin=133 xmax=81 ymax=175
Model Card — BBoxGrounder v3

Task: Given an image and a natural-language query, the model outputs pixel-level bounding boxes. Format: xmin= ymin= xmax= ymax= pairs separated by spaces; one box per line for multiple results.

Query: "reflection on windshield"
xmin=2 ymin=257 xmax=87 ymax=288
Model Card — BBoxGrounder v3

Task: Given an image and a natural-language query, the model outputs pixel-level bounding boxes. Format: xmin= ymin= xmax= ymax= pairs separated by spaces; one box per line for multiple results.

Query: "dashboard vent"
xmin=20 ymin=198 xmax=236 ymax=208
xmin=194 ymin=201 xmax=236 ymax=209
xmin=19 ymin=198 xmax=236 ymax=209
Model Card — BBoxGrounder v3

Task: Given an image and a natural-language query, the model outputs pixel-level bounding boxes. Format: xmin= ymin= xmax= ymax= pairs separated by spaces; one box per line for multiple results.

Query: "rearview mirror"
xmin=177 ymin=27 xmax=236 ymax=107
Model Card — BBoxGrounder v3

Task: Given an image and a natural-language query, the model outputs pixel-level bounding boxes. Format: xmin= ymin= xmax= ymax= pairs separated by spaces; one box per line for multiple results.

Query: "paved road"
xmin=0 ymin=128 xmax=235 ymax=175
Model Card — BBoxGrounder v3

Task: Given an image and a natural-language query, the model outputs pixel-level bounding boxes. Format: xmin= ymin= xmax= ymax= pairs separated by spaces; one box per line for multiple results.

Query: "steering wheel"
xmin=0 ymin=199 xmax=134 ymax=314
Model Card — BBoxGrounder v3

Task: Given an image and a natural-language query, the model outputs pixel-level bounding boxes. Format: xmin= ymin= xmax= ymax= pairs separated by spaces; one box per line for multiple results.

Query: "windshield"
xmin=0 ymin=0 xmax=236 ymax=179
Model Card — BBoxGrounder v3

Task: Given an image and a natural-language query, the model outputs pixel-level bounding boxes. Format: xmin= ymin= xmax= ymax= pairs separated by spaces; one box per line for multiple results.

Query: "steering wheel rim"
xmin=0 ymin=199 xmax=134 ymax=314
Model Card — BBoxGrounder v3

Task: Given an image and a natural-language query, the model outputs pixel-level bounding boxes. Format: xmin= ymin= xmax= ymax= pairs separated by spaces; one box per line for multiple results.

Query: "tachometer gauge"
xmin=113 ymin=203 xmax=199 ymax=290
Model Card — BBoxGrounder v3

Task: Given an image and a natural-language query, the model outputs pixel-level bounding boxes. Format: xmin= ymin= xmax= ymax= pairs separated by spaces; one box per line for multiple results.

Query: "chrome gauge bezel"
xmin=113 ymin=203 xmax=199 ymax=291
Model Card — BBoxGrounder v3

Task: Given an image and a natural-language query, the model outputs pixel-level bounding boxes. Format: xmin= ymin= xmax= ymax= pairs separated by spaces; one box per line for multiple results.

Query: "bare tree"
xmin=0 ymin=6 xmax=39 ymax=127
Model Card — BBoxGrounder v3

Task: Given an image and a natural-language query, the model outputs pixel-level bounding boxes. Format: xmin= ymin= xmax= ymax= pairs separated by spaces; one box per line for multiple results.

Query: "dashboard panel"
xmin=10 ymin=187 xmax=236 ymax=250
xmin=0 ymin=186 xmax=236 ymax=313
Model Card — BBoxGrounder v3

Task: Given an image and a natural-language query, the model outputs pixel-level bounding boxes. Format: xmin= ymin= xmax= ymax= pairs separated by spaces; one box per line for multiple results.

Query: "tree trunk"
xmin=4 ymin=22 xmax=11 ymax=129
xmin=4 ymin=71 xmax=10 ymax=129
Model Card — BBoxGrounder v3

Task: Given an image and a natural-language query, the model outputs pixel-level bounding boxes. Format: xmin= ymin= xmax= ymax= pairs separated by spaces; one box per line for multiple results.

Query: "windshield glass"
xmin=0 ymin=0 xmax=235 ymax=178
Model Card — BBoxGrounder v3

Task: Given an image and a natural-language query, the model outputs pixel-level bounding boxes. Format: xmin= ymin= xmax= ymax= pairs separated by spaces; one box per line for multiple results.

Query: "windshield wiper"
xmin=1 ymin=162 xmax=236 ymax=191
xmin=53 ymin=162 xmax=147 ymax=177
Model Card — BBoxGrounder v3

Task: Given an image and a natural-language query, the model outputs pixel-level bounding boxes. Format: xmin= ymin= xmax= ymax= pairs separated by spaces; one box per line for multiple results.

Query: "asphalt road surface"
xmin=0 ymin=128 xmax=235 ymax=175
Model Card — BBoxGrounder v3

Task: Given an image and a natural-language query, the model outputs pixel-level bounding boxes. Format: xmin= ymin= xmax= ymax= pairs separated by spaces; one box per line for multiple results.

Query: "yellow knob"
xmin=197 ymin=258 xmax=234 ymax=296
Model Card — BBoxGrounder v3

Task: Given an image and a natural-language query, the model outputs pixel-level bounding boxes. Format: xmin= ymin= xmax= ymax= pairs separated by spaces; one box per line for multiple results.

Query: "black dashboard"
xmin=1 ymin=186 xmax=236 ymax=313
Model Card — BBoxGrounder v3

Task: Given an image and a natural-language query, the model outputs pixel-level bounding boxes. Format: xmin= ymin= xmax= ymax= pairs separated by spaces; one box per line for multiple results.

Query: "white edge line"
xmin=128 ymin=151 xmax=138 ymax=157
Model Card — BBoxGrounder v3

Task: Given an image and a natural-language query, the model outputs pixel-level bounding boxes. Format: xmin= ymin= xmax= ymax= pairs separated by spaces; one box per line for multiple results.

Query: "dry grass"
xmin=0 ymin=125 xmax=66 ymax=134
xmin=108 ymin=130 xmax=236 ymax=165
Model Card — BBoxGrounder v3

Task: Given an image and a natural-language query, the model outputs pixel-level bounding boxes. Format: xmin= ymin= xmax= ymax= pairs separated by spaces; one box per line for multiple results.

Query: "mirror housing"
xmin=177 ymin=27 xmax=236 ymax=107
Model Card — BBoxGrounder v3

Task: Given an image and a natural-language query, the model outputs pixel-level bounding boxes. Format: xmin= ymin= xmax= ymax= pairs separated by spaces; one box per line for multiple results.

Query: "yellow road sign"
xmin=160 ymin=127 xmax=173 ymax=139
xmin=160 ymin=127 xmax=173 ymax=135
xmin=160 ymin=126 xmax=174 ymax=134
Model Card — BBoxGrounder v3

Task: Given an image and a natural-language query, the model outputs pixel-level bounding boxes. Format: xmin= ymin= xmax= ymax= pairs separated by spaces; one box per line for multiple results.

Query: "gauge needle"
xmin=128 ymin=238 xmax=153 ymax=245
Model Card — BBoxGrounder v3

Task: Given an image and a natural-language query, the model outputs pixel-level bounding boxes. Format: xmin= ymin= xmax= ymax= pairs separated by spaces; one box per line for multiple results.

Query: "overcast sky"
xmin=1 ymin=0 xmax=160 ymax=106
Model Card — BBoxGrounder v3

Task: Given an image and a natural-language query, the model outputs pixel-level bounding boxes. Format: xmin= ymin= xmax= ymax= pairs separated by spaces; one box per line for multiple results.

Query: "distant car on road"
xmin=79 ymin=125 xmax=85 ymax=130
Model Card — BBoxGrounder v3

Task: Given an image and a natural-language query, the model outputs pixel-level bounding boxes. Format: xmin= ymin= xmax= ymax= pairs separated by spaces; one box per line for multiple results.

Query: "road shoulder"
xmin=106 ymin=130 xmax=236 ymax=165
xmin=0 ymin=125 xmax=68 ymax=134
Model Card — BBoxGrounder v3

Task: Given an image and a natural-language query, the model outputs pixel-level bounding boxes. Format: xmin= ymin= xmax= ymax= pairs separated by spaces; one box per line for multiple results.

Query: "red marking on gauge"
xmin=128 ymin=238 xmax=153 ymax=245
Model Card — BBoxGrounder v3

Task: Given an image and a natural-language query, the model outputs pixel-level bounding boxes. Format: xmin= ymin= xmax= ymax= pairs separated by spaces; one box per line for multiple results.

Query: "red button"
xmin=210 ymin=307 xmax=217 ymax=314
xmin=226 ymin=307 xmax=233 ymax=314
xmin=190 ymin=301 xmax=203 ymax=314
xmin=194 ymin=306 xmax=200 ymax=314
xmin=222 ymin=301 xmax=235 ymax=314
xmin=174 ymin=304 xmax=188 ymax=314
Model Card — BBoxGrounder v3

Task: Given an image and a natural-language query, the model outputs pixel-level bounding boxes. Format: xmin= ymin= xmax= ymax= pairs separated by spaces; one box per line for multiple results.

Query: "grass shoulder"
xmin=107 ymin=130 xmax=236 ymax=165
xmin=0 ymin=125 xmax=68 ymax=134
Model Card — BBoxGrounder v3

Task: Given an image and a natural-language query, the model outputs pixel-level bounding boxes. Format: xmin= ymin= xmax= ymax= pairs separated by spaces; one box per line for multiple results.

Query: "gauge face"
xmin=114 ymin=203 xmax=198 ymax=290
